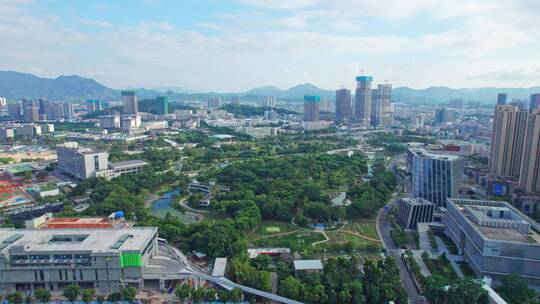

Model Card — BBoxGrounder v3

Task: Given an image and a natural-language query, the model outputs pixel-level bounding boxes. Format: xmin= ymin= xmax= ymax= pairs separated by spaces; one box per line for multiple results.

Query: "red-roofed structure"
xmin=43 ymin=217 xmax=113 ymax=229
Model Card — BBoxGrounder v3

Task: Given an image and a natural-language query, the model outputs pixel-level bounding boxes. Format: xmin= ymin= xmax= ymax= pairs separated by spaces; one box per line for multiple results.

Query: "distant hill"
xmin=392 ymin=86 xmax=540 ymax=104
xmin=0 ymin=71 xmax=118 ymax=101
xmin=1 ymin=70 xmax=539 ymax=104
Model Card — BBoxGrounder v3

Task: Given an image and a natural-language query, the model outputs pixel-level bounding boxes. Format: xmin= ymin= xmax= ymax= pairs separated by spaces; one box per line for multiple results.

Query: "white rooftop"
xmin=409 ymin=147 xmax=461 ymax=161
xmin=212 ymin=258 xmax=227 ymax=277
xmin=109 ymin=159 xmax=148 ymax=170
xmin=294 ymin=260 xmax=323 ymax=271
xmin=0 ymin=227 xmax=157 ymax=254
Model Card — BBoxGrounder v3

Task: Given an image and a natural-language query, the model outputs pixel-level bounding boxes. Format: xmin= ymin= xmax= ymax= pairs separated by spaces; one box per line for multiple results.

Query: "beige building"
xmin=489 ymin=105 xmax=528 ymax=178
xmin=354 ymin=76 xmax=372 ymax=127
xmin=520 ymin=109 xmax=540 ymax=194
xmin=121 ymin=90 xmax=138 ymax=114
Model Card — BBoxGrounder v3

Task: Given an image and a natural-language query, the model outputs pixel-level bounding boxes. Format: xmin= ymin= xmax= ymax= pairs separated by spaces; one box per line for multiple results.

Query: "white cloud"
xmin=77 ymin=18 xmax=112 ymax=28
xmin=236 ymin=0 xmax=318 ymax=10
xmin=0 ymin=0 xmax=539 ymax=91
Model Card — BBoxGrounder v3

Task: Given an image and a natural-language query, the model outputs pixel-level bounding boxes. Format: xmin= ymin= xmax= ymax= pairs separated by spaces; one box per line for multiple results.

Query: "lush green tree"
xmin=175 ymin=284 xmax=192 ymax=302
xmin=82 ymin=289 xmax=95 ymax=303
xmin=34 ymin=288 xmax=51 ymax=303
xmin=24 ymin=295 xmax=31 ymax=304
xmin=280 ymin=276 xmax=304 ymax=300
xmin=230 ymin=287 xmax=243 ymax=302
xmin=63 ymin=284 xmax=81 ymax=303
xmin=6 ymin=292 xmax=23 ymax=304
xmin=496 ymin=274 xmax=538 ymax=304
xmin=251 ymin=254 xmax=272 ymax=270
xmin=121 ymin=286 xmax=137 ymax=302
xmin=423 ymin=275 xmax=449 ymax=304
xmin=107 ymin=292 xmax=122 ymax=302
xmin=217 ymin=290 xmax=231 ymax=302
xmin=190 ymin=288 xmax=205 ymax=302
xmin=447 ymin=278 xmax=489 ymax=304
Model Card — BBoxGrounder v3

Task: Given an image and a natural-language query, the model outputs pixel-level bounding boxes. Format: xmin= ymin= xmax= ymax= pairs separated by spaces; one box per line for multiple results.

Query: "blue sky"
xmin=1 ymin=0 xmax=539 ymax=92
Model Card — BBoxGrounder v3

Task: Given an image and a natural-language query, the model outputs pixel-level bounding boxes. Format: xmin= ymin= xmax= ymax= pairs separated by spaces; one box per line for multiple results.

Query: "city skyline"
xmin=1 ymin=0 xmax=539 ymax=92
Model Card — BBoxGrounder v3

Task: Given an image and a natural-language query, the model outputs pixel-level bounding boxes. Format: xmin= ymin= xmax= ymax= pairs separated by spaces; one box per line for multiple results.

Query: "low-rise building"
xmin=15 ymin=124 xmax=41 ymax=137
xmin=56 ymin=143 xmax=146 ymax=180
xmin=95 ymin=160 xmax=147 ymax=180
xmin=0 ymin=227 xmax=160 ymax=294
xmin=444 ymin=198 xmax=540 ymax=290
xmin=293 ymin=260 xmax=323 ymax=274
xmin=121 ymin=115 xmax=141 ymax=132
xmin=99 ymin=115 xmax=121 ymax=129
xmin=235 ymin=126 xmax=278 ymax=138
xmin=0 ymin=128 xmax=15 ymax=139
xmin=302 ymin=120 xmax=332 ymax=131
xmin=26 ymin=183 xmax=60 ymax=199
xmin=56 ymin=142 xmax=108 ymax=179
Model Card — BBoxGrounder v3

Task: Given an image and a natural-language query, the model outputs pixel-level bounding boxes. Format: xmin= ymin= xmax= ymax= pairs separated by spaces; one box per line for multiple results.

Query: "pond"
xmin=150 ymin=189 xmax=200 ymax=223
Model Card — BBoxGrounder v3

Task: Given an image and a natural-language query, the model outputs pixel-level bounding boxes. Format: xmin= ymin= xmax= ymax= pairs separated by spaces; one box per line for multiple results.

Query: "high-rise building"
xmin=519 ymin=109 xmax=540 ymax=194
xmin=335 ymin=88 xmax=351 ymax=123
xmin=408 ymin=148 xmax=464 ymax=207
xmin=207 ymin=97 xmax=221 ymax=109
xmin=263 ymin=96 xmax=276 ymax=108
xmin=231 ymin=96 xmax=240 ymax=105
xmin=497 ymin=93 xmax=508 ymax=105
xmin=0 ymin=97 xmax=6 ymax=109
xmin=530 ymin=93 xmax=540 ymax=112
xmin=7 ymin=102 xmax=21 ymax=120
xmin=155 ymin=96 xmax=169 ymax=115
xmin=86 ymin=99 xmax=102 ymax=112
xmin=370 ymin=89 xmax=382 ymax=127
xmin=38 ymin=98 xmax=50 ymax=116
xmin=354 ymin=76 xmax=372 ymax=127
xmin=414 ymin=114 xmax=425 ymax=128
xmin=379 ymin=84 xmax=393 ymax=126
xmin=121 ymin=90 xmax=138 ymax=114
xmin=434 ymin=107 xmax=455 ymax=125
xmin=489 ymin=105 xmax=528 ymax=179
xmin=46 ymin=103 xmax=65 ymax=120
xmin=303 ymin=95 xmax=320 ymax=122
xmin=62 ymin=103 xmax=74 ymax=119
xmin=22 ymin=99 xmax=39 ymax=122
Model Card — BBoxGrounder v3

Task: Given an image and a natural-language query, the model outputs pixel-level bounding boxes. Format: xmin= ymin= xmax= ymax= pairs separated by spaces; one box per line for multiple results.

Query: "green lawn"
xmin=252 ymin=221 xmax=295 ymax=238
xmin=325 ymin=231 xmax=381 ymax=251
xmin=348 ymin=220 xmax=378 ymax=240
xmin=324 ymin=219 xmax=381 ymax=251
xmin=252 ymin=231 xmax=325 ymax=251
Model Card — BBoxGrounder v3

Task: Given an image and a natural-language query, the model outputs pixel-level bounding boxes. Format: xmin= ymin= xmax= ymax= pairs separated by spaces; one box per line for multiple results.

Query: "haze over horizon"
xmin=1 ymin=0 xmax=539 ymax=92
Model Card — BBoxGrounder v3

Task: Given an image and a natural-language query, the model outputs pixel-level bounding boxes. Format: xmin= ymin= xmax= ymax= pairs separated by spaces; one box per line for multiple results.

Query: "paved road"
xmin=377 ymin=153 xmax=428 ymax=304
xmin=376 ymin=203 xmax=428 ymax=304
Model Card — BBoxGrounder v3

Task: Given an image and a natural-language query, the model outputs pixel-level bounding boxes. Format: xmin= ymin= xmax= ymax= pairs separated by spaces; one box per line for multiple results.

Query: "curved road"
xmin=376 ymin=154 xmax=428 ymax=304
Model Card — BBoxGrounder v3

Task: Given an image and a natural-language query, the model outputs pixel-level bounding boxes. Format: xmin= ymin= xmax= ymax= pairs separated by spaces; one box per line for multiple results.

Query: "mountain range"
xmin=0 ymin=70 xmax=539 ymax=104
